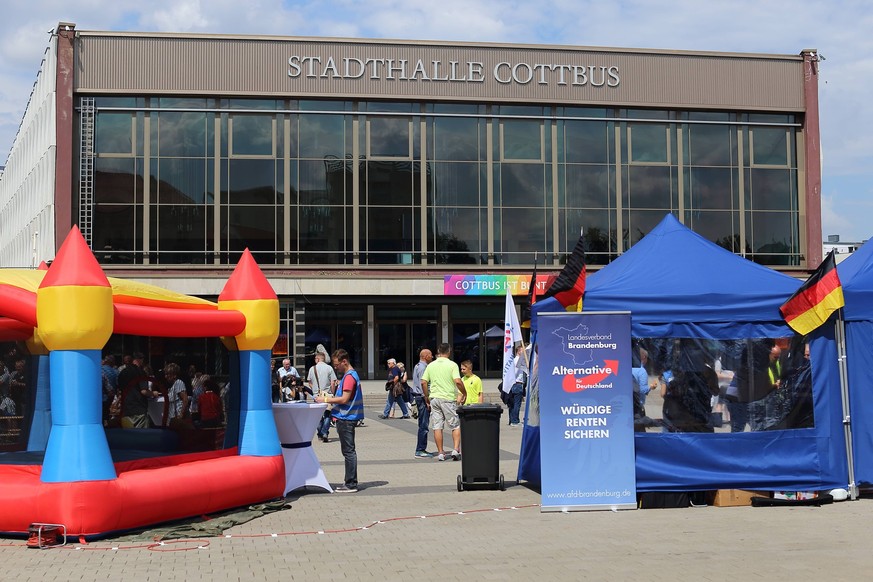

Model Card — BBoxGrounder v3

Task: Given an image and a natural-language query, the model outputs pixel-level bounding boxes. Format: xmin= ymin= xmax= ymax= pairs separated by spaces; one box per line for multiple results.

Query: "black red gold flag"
xmin=521 ymin=257 xmax=538 ymax=328
xmin=541 ymin=233 xmax=586 ymax=310
xmin=780 ymin=250 xmax=845 ymax=335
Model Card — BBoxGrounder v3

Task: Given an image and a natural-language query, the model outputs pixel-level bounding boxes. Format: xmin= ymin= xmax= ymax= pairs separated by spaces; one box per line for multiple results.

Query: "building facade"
xmin=0 ymin=24 xmax=823 ymax=378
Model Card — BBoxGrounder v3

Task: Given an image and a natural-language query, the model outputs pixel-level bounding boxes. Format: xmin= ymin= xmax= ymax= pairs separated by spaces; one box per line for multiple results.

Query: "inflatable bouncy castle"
xmin=0 ymin=227 xmax=284 ymax=537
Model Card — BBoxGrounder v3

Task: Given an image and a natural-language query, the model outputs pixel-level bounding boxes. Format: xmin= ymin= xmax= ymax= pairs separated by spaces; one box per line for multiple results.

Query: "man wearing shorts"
xmin=421 ymin=343 xmax=466 ymax=461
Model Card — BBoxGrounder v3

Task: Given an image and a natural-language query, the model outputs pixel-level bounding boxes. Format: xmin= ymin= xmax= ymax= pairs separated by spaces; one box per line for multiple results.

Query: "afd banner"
xmin=538 ymin=311 xmax=636 ymax=511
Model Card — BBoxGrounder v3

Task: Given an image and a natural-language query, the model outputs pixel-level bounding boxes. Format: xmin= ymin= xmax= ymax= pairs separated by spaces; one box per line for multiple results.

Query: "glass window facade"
xmin=83 ymin=99 xmax=802 ymax=267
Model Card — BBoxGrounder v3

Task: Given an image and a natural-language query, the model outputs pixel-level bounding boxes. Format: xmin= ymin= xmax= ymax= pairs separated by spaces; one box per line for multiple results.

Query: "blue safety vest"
xmin=333 ymin=369 xmax=364 ymax=421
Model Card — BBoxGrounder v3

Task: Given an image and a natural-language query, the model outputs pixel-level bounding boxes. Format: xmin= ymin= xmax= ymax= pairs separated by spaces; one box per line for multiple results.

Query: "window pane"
xmin=565 ymin=120 xmax=611 ymax=163
xmin=688 ymin=211 xmax=740 ymax=251
xmin=157 ymin=205 xmax=209 ymax=264
xmin=299 ymin=206 xmax=351 ymax=264
xmin=688 ymin=124 xmax=733 ymax=166
xmin=431 ymin=162 xmax=481 ymax=207
xmin=93 ymin=205 xmax=138 ymax=264
xmin=499 ymin=163 xmax=545 ymax=207
xmin=752 ymin=127 xmax=788 ymax=165
xmin=229 ymin=159 xmax=277 ymax=205
xmin=565 ymin=165 xmax=611 ymax=208
xmin=369 ymin=117 xmax=410 ymax=157
xmin=363 ymin=206 xmax=415 ymax=264
xmin=157 ymin=158 xmax=207 ymax=204
xmin=365 ymin=160 xmax=419 ymax=206
xmin=625 ymin=210 xmax=674 ymax=246
xmin=749 ymin=211 xmax=798 ymax=258
xmin=95 ymin=113 xmax=133 ymax=154
xmin=559 ymin=209 xmax=615 ymax=265
xmin=630 ymin=123 xmax=668 ymax=163
xmin=627 ymin=166 xmax=673 ymax=208
xmin=749 ymin=168 xmax=793 ymax=211
xmin=502 ymin=120 xmax=541 ymax=160
xmin=231 ymin=114 xmax=273 ymax=156
xmin=689 ymin=167 xmax=734 ymax=210
xmin=157 ymin=112 xmax=207 ymax=157
xmin=299 ymin=159 xmax=349 ymax=206
xmin=428 ymin=207 xmax=483 ymax=264
xmin=299 ymin=114 xmax=346 ymax=159
xmin=225 ymin=205 xmax=278 ymax=261
xmin=432 ymin=117 xmax=480 ymax=161
xmin=95 ymin=158 xmax=138 ymax=204
xmin=498 ymin=208 xmax=546 ymax=264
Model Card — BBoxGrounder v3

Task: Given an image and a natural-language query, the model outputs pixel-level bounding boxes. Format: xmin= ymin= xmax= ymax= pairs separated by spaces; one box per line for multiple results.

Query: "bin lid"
xmin=457 ymin=403 xmax=503 ymax=416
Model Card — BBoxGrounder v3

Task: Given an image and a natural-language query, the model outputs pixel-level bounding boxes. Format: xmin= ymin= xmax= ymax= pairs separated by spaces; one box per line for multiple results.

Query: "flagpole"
xmin=835 ymin=308 xmax=858 ymax=500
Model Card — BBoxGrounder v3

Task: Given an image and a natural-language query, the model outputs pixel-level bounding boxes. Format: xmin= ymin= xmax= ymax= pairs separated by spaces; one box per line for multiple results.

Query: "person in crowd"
xmin=460 ymin=360 xmax=483 ymax=405
xmin=100 ymin=354 xmax=118 ymax=419
xmin=308 ymin=345 xmax=337 ymax=442
xmin=507 ymin=344 xmax=528 ymax=426
xmin=117 ymin=354 xmax=132 ymax=374
xmin=119 ymin=353 xmax=156 ymax=428
xmin=379 ymin=357 xmax=409 ymax=419
xmin=732 ymin=340 xmax=777 ymax=431
xmin=189 ymin=369 xmax=207 ymax=422
xmin=421 ymin=343 xmax=466 ymax=461
xmin=660 ymin=340 xmax=719 ymax=433
xmin=411 ymin=348 xmax=434 ymax=458
xmin=315 ymin=349 xmax=364 ymax=493
xmin=197 ymin=378 xmax=224 ymax=429
xmin=277 ymin=358 xmax=300 ymax=401
xmin=163 ymin=362 xmax=189 ymax=424
xmin=397 ymin=362 xmax=412 ymax=412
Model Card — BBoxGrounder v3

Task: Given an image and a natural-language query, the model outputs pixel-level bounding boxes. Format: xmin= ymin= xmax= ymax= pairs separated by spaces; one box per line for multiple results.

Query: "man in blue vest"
xmin=315 ymin=349 xmax=364 ymax=493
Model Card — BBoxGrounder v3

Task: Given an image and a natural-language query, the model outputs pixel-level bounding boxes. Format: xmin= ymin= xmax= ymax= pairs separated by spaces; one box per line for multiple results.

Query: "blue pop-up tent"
xmin=837 ymin=239 xmax=873 ymax=486
xmin=520 ymin=213 xmax=849 ymax=492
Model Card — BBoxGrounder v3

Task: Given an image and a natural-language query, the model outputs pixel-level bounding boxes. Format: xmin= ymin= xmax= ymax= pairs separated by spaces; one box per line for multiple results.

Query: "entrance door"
xmin=376 ymin=321 xmax=438 ymax=378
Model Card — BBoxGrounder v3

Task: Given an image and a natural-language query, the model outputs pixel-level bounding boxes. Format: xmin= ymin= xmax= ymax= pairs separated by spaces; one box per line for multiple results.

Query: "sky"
xmin=1 ymin=0 xmax=871 ymax=241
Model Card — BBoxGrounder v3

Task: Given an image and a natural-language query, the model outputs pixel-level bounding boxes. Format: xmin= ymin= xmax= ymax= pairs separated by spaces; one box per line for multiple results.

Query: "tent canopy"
xmin=583 ymin=213 xmax=801 ymax=326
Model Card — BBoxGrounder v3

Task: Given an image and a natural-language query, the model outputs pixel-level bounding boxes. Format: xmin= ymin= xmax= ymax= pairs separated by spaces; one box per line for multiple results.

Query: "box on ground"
xmin=713 ymin=489 xmax=765 ymax=507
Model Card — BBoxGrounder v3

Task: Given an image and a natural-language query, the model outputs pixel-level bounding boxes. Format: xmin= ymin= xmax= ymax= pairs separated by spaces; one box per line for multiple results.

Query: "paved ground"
xmin=2 ymin=385 xmax=871 ymax=581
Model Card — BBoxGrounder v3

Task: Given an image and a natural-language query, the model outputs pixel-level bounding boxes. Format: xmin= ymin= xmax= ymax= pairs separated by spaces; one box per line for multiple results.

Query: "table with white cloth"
xmin=271 ymin=402 xmax=332 ymax=494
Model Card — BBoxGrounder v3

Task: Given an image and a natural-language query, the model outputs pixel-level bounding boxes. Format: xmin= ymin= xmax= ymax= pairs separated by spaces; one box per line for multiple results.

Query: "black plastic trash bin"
xmin=456 ymin=404 xmax=505 ymax=491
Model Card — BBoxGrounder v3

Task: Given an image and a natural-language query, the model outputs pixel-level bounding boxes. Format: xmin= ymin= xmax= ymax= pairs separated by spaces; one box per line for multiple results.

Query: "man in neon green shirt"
xmin=460 ymin=360 xmax=483 ymax=405
xmin=421 ymin=343 xmax=466 ymax=461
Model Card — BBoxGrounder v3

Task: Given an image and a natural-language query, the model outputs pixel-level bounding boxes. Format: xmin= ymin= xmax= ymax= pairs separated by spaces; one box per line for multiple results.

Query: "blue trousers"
xmin=382 ymin=390 xmax=409 ymax=417
xmin=317 ymin=410 xmax=331 ymax=438
xmin=414 ymin=395 xmax=430 ymax=453
xmin=508 ymin=382 xmax=524 ymax=424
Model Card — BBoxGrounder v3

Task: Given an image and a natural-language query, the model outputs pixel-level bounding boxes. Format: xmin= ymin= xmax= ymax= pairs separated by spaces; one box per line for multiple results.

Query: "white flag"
xmin=502 ymin=290 xmax=523 ymax=393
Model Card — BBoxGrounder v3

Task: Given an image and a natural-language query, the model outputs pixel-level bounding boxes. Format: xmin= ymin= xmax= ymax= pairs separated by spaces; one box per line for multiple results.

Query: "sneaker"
xmin=411 ymin=409 xmax=418 ymax=419
xmin=334 ymin=484 xmax=358 ymax=493
xmin=321 ymin=436 xmax=329 ymax=443
xmin=400 ymin=415 xmax=411 ymax=419
xmin=377 ymin=414 xmax=388 ymax=419
xmin=436 ymin=453 xmax=446 ymax=461
xmin=451 ymin=450 xmax=461 ymax=461
xmin=356 ymin=420 xmax=365 ymax=427
xmin=414 ymin=451 xmax=433 ymax=459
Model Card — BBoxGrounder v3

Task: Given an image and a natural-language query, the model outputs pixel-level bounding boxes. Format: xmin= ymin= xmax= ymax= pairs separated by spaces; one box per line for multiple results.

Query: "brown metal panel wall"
xmin=74 ymin=34 xmax=804 ymax=111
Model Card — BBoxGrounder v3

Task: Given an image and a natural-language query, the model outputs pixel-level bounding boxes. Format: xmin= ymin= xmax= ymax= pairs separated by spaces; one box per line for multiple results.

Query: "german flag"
xmin=780 ymin=250 xmax=845 ymax=335
xmin=541 ymin=233 xmax=586 ymax=310
xmin=521 ymin=257 xmax=538 ymax=328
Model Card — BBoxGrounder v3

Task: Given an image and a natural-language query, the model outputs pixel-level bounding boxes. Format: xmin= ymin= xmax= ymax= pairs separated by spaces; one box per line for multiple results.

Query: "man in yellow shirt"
xmin=421 ymin=343 xmax=466 ymax=461
xmin=460 ymin=360 xmax=483 ymax=405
